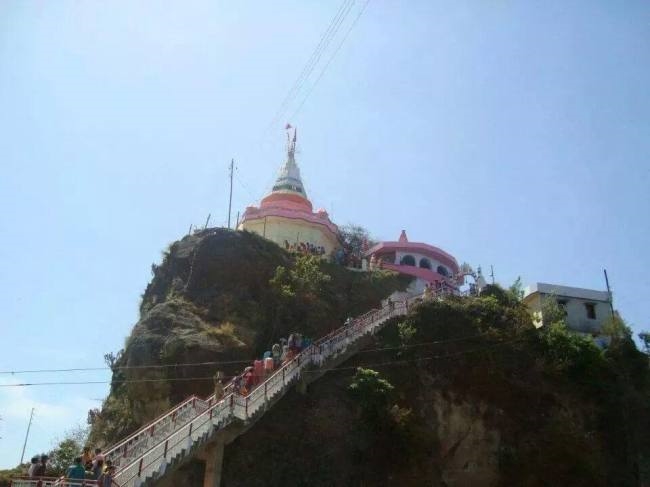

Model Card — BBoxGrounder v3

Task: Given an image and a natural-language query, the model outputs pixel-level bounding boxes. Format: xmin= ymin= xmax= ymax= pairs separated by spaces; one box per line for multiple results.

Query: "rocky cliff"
xmin=211 ymin=293 xmax=650 ymax=487
xmin=90 ymin=229 xmax=650 ymax=486
xmin=89 ymin=228 xmax=410 ymax=445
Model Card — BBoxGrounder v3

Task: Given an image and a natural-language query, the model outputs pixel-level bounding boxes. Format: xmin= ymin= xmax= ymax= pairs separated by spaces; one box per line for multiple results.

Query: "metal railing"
xmin=104 ymin=290 xmax=447 ymax=470
xmin=13 ymin=290 xmax=468 ymax=487
xmin=10 ymin=477 xmax=116 ymax=487
xmin=113 ymin=297 xmax=415 ymax=487
xmin=104 ymin=377 xmax=240 ymax=469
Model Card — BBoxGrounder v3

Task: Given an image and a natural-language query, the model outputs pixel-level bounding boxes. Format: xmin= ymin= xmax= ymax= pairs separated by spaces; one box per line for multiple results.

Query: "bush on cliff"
xmin=88 ymin=229 xmax=410 ymax=446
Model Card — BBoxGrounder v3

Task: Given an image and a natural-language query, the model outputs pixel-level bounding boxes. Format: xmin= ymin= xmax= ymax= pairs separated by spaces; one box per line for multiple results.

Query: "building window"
xmin=400 ymin=255 xmax=416 ymax=266
xmin=436 ymin=265 xmax=449 ymax=277
xmin=419 ymin=258 xmax=432 ymax=269
xmin=585 ymin=303 xmax=596 ymax=320
xmin=557 ymin=299 xmax=568 ymax=316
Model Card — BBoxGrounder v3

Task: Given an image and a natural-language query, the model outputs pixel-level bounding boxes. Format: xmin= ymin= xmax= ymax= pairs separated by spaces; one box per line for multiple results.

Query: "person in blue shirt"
xmin=66 ymin=456 xmax=86 ymax=485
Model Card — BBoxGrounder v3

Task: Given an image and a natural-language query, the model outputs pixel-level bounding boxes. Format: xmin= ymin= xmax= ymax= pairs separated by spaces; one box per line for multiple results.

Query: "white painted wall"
xmin=524 ymin=287 xmax=613 ymax=334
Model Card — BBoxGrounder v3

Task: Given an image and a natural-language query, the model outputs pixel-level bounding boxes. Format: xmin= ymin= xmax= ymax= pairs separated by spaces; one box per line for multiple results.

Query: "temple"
xmin=365 ymin=230 xmax=463 ymax=293
xmin=237 ymin=126 xmax=340 ymax=255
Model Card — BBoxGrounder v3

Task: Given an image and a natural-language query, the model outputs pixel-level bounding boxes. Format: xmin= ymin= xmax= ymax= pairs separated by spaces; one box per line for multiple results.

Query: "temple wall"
xmin=393 ymin=250 xmax=454 ymax=277
xmin=240 ymin=216 xmax=339 ymax=256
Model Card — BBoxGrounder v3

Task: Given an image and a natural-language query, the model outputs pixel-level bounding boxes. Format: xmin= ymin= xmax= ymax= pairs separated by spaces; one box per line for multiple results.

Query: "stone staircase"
xmin=103 ymin=297 xmax=414 ymax=487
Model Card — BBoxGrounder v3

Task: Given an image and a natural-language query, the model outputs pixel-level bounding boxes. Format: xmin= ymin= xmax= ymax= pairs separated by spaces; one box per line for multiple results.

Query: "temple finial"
xmin=398 ymin=230 xmax=408 ymax=243
xmin=285 ymin=123 xmax=296 ymax=160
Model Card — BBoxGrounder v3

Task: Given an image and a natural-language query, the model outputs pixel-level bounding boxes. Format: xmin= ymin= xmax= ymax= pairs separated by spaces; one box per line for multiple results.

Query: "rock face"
xmin=89 ymin=228 xmax=410 ymax=446
xmin=88 ymin=230 xmax=650 ymax=487
xmin=219 ymin=372 xmax=504 ymax=487
xmin=429 ymin=391 xmax=500 ymax=487
xmin=218 ymin=296 xmax=650 ymax=487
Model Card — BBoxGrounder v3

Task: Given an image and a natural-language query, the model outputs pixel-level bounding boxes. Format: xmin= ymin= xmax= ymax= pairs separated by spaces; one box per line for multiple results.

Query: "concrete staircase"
xmin=106 ymin=297 xmax=415 ymax=487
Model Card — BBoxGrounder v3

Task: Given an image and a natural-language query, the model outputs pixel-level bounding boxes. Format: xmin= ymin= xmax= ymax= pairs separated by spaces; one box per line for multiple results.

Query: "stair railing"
xmin=113 ymin=295 xmax=421 ymax=486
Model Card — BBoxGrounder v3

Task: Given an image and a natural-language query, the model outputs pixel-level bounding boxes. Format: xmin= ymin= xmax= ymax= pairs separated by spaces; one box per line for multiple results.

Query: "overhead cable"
xmin=0 ymin=332 xmax=493 ymax=376
xmin=267 ymin=0 xmax=356 ymax=131
xmin=290 ymin=0 xmax=371 ymax=120
xmin=0 ymin=336 xmax=520 ymax=387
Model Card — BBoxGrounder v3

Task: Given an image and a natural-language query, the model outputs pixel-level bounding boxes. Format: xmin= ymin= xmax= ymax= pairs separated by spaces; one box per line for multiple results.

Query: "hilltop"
xmin=88 ymin=228 xmax=410 ymax=445
xmin=85 ymin=229 xmax=650 ymax=486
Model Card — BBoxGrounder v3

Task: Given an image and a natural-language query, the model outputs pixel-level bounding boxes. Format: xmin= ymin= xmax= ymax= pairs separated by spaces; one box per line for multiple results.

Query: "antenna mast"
xmin=603 ymin=269 xmax=615 ymax=317
xmin=20 ymin=408 xmax=35 ymax=465
xmin=227 ymin=159 xmax=234 ymax=229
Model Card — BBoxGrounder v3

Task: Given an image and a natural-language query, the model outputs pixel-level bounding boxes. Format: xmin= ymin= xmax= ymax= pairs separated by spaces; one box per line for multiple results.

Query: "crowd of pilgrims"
xmin=212 ymin=332 xmax=312 ymax=399
xmin=283 ymin=240 xmax=326 ymax=256
xmin=25 ymin=447 xmax=117 ymax=486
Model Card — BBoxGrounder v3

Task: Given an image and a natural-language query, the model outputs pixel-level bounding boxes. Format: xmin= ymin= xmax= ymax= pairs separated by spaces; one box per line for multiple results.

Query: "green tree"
xmin=0 ymin=465 xmax=25 ymax=487
xmin=539 ymin=321 xmax=604 ymax=378
xmin=602 ymin=314 xmax=632 ymax=343
xmin=508 ymin=276 xmax=525 ymax=302
xmin=339 ymin=224 xmax=375 ymax=256
xmin=270 ymin=255 xmax=332 ymax=298
xmin=540 ymin=294 xmax=567 ymax=327
xmin=46 ymin=426 xmax=88 ymax=476
xmin=397 ymin=320 xmax=416 ymax=347
xmin=348 ymin=368 xmax=394 ymax=424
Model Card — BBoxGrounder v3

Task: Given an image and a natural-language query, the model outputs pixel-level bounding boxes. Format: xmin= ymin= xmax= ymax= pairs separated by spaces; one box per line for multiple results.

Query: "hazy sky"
xmin=1 ymin=0 xmax=649 ymax=468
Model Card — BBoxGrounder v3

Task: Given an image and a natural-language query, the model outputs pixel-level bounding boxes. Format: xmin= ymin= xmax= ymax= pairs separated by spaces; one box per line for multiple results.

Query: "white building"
xmin=523 ymin=282 xmax=613 ymax=334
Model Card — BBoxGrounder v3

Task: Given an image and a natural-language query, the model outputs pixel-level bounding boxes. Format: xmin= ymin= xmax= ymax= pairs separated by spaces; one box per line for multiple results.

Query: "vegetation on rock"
xmin=80 ymin=228 xmax=649 ymax=486
xmin=88 ymin=229 xmax=410 ymax=447
xmin=219 ymin=291 xmax=650 ymax=487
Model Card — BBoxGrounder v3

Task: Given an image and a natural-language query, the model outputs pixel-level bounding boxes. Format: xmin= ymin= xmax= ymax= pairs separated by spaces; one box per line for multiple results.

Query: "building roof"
xmin=365 ymin=231 xmax=459 ymax=272
xmin=524 ymin=282 xmax=611 ymax=302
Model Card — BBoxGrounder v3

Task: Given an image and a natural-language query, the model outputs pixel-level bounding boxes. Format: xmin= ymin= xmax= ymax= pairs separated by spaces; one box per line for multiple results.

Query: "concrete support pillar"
xmin=202 ymin=439 xmax=225 ymax=487
xmin=297 ymin=375 xmax=308 ymax=395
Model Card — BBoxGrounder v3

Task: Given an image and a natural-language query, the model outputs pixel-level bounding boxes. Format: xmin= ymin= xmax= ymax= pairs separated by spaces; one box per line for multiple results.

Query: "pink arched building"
xmin=365 ymin=230 xmax=462 ymax=294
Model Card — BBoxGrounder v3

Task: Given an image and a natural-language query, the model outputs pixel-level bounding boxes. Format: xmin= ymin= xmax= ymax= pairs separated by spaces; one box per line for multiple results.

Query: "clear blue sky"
xmin=1 ymin=0 xmax=648 ymax=469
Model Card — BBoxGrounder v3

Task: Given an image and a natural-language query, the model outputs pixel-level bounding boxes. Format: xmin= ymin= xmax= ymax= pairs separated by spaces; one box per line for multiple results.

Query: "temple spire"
xmin=271 ymin=124 xmax=307 ymax=198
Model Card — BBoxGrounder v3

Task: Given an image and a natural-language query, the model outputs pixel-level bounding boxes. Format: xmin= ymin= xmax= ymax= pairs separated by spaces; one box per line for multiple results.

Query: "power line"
xmin=0 ymin=377 xmax=219 ymax=388
xmin=233 ymin=170 xmax=257 ymax=201
xmin=290 ymin=0 xmax=371 ymax=120
xmin=0 ymin=358 xmax=255 ymax=376
xmin=0 ymin=336 xmax=519 ymax=387
xmin=0 ymin=333 xmax=492 ymax=376
xmin=267 ymin=0 xmax=356 ymax=131
xmin=304 ymin=337 xmax=523 ymax=375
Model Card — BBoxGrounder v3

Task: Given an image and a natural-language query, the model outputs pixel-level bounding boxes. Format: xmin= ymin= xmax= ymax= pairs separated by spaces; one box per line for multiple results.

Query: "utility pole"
xmin=227 ymin=159 xmax=234 ymax=229
xmin=603 ymin=269 xmax=615 ymax=317
xmin=203 ymin=213 xmax=211 ymax=230
xmin=20 ymin=408 xmax=35 ymax=465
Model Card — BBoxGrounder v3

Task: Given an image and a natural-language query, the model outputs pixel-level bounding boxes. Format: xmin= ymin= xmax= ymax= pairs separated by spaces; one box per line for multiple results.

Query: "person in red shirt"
xmin=243 ymin=367 xmax=255 ymax=394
